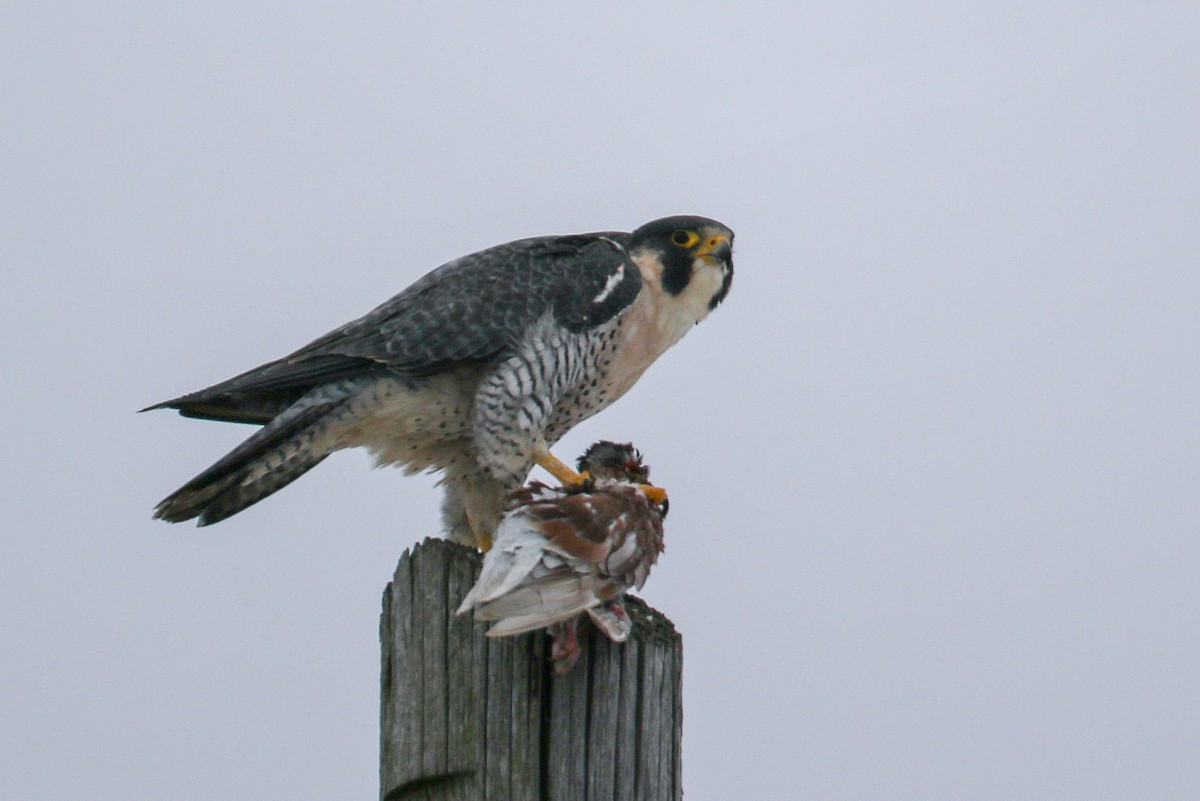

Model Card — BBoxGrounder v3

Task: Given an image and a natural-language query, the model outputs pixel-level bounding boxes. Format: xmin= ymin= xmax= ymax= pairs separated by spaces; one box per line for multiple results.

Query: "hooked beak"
xmin=698 ymin=233 xmax=734 ymax=310
xmin=696 ymin=234 xmax=732 ymax=267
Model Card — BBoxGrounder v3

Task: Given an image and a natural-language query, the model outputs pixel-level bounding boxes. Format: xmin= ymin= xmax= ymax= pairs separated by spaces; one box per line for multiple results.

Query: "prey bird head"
xmin=576 ymin=440 xmax=650 ymax=484
xmin=576 ymin=440 xmax=667 ymax=517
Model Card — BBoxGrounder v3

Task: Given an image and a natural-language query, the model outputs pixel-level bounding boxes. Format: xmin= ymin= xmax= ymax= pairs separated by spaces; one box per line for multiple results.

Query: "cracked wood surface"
xmin=380 ymin=538 xmax=682 ymax=801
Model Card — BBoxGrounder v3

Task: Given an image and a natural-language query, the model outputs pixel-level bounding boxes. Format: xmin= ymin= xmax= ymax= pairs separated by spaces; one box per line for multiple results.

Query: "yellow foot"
xmin=639 ymin=484 xmax=668 ymax=504
xmin=464 ymin=507 xmax=495 ymax=553
xmin=534 ymin=450 xmax=589 ymax=487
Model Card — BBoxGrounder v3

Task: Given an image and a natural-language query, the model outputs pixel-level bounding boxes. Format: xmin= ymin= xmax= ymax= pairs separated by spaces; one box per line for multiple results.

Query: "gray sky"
xmin=3 ymin=3 xmax=1197 ymax=799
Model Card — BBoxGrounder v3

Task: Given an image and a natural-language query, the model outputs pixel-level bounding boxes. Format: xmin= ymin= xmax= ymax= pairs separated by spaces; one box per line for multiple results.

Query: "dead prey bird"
xmin=456 ymin=441 xmax=667 ymax=673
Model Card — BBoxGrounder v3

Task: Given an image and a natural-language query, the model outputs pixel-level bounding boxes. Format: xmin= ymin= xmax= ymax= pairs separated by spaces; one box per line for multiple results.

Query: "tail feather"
xmin=473 ymin=574 xmax=609 ymax=637
xmin=485 ymin=609 xmax=587 ymax=638
xmin=153 ymin=397 xmax=345 ymax=525
xmin=154 ymin=452 xmax=331 ymax=526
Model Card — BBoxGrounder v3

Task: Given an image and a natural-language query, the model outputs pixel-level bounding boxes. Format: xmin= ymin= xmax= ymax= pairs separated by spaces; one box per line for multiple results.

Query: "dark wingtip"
xmin=152 ymin=491 xmax=224 ymax=526
xmin=152 ymin=501 xmax=189 ymax=524
xmin=139 ymin=398 xmax=180 ymax=414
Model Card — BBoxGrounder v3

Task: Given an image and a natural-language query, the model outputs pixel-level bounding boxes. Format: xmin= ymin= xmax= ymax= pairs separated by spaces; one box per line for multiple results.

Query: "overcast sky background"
xmin=3 ymin=3 xmax=1197 ymax=799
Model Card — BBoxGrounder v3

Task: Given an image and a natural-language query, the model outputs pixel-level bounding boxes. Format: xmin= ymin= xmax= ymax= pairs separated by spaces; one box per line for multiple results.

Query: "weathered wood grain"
xmin=380 ymin=538 xmax=682 ymax=801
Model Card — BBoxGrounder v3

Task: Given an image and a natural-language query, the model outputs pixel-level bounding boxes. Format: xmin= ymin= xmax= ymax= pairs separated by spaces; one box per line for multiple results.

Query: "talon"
xmin=550 ymin=619 xmax=581 ymax=674
xmin=639 ymin=484 xmax=667 ymax=504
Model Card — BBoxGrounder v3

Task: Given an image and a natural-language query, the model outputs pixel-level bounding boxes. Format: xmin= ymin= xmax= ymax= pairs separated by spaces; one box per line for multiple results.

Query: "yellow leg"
xmin=533 ymin=448 xmax=589 ymax=487
xmin=464 ymin=505 xmax=495 ymax=552
xmin=534 ymin=444 xmax=668 ymax=504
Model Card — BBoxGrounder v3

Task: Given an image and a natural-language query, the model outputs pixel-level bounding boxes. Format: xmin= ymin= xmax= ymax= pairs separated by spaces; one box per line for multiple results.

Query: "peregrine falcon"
xmin=456 ymin=441 xmax=667 ymax=673
xmin=146 ymin=215 xmax=733 ymax=549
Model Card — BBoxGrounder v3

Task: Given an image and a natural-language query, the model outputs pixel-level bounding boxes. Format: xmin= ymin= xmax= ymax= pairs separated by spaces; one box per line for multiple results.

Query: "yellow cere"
xmin=698 ymin=234 xmax=730 ymax=255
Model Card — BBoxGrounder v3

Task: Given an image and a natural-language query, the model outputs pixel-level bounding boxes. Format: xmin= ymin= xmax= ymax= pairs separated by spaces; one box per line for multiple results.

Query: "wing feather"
xmin=455 ymin=511 xmax=552 ymax=614
xmin=147 ymin=233 xmax=641 ymax=422
xmin=476 ymin=575 xmax=611 ymax=636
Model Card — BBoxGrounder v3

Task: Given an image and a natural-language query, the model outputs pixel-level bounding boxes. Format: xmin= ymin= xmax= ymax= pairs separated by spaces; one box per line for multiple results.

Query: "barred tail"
xmin=154 ymin=396 xmax=344 ymax=526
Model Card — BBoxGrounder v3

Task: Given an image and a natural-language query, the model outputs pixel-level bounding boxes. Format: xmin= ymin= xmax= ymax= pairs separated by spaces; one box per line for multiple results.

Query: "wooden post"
xmin=380 ymin=538 xmax=683 ymax=801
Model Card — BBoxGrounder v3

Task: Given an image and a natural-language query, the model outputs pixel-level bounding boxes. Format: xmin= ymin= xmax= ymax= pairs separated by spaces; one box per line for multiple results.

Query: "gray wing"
xmin=146 ymin=232 xmax=642 ymax=423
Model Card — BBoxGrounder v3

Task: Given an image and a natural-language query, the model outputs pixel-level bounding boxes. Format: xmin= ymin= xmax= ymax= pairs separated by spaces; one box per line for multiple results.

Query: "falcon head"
xmin=628 ymin=215 xmax=734 ymax=313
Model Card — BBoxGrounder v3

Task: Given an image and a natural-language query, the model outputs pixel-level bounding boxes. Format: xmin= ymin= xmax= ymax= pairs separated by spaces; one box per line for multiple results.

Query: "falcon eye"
xmin=671 ymin=229 xmax=699 ymax=248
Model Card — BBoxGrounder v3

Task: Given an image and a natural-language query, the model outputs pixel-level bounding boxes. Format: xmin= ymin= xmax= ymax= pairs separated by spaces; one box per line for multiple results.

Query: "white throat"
xmin=631 ymin=252 xmax=725 ymax=348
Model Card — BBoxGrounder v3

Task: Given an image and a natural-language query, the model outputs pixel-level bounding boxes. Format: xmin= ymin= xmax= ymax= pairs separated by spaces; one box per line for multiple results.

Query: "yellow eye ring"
xmin=671 ymin=229 xmax=699 ymax=248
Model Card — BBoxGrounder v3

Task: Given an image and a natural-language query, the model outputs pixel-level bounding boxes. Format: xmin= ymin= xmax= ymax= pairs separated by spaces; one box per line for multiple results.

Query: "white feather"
xmin=591 ymin=263 xmax=626 ymax=304
xmin=473 ymin=576 xmax=598 ymax=622
xmin=455 ymin=512 xmax=547 ymax=614
xmin=486 ymin=610 xmax=583 ymax=638
xmin=587 ymin=604 xmax=632 ymax=643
